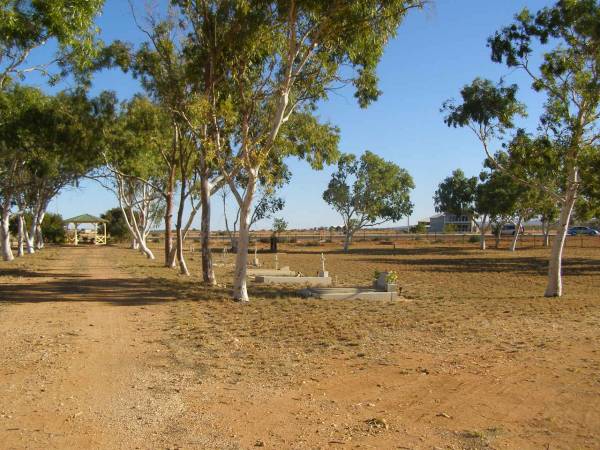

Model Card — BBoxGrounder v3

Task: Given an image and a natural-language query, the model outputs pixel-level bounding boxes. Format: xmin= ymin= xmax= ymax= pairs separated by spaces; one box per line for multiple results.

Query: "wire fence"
xmin=145 ymin=230 xmax=600 ymax=249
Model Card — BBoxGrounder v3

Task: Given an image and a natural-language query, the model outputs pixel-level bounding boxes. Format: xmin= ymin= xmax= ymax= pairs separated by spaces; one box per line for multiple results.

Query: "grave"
xmin=298 ymin=271 xmax=400 ymax=301
xmin=254 ymin=253 xmax=332 ymax=286
xmin=248 ymin=245 xmax=262 ymax=267
xmin=247 ymin=254 xmax=297 ymax=277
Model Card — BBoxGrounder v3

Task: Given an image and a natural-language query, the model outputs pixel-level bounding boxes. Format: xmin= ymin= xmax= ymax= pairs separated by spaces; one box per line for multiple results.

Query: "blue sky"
xmin=37 ymin=0 xmax=553 ymax=230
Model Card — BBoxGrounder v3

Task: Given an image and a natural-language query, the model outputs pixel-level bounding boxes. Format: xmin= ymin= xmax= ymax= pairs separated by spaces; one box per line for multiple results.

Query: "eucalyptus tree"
xmin=100 ymin=96 xmax=171 ymax=260
xmin=222 ymin=158 xmax=290 ymax=251
xmin=503 ymin=131 xmax=563 ymax=248
xmin=24 ymin=89 xmax=110 ymax=251
xmin=489 ymin=0 xmax=600 ymax=296
xmin=0 ymin=85 xmax=106 ymax=260
xmin=433 ymin=168 xmax=479 ymax=231
xmin=177 ymin=0 xmax=424 ymax=301
xmin=0 ymin=0 xmax=105 ymax=90
xmin=324 ymin=151 xmax=414 ymax=253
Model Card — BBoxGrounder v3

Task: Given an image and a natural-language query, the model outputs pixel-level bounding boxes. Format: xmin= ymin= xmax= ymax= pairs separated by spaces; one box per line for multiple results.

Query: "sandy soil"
xmin=1 ymin=243 xmax=599 ymax=449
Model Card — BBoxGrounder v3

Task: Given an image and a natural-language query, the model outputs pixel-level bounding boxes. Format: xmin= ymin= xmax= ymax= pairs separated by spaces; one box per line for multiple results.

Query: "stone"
xmin=298 ymin=287 xmax=397 ymax=301
xmin=255 ymin=275 xmax=332 ymax=286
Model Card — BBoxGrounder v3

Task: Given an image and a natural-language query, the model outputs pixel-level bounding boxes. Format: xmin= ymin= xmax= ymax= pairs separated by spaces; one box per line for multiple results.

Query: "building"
xmin=429 ymin=213 xmax=476 ymax=233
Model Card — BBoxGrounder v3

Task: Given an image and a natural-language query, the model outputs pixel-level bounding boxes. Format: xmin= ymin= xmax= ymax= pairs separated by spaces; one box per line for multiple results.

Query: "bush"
xmin=443 ymin=223 xmax=458 ymax=233
xmin=468 ymin=235 xmax=480 ymax=243
xmin=101 ymin=208 xmax=131 ymax=242
xmin=42 ymin=213 xmax=66 ymax=243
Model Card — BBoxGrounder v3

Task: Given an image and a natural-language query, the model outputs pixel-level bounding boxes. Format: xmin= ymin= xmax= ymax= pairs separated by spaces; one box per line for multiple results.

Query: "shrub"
xmin=42 ymin=213 xmax=66 ymax=243
xmin=443 ymin=223 xmax=458 ymax=233
xmin=468 ymin=235 xmax=480 ymax=243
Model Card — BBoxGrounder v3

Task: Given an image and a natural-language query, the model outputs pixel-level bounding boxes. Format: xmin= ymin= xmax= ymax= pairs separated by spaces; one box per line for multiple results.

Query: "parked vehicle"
xmin=500 ymin=224 xmax=525 ymax=236
xmin=567 ymin=226 xmax=600 ymax=236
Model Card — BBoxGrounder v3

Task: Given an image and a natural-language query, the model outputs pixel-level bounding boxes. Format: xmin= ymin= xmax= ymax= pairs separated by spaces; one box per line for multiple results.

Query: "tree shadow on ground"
xmin=278 ymin=246 xmax=477 ymax=257
xmin=0 ymin=277 xmax=178 ymax=305
xmin=0 ymin=268 xmax=88 ymax=279
xmin=353 ymin=256 xmax=600 ymax=276
xmin=0 ymin=274 xmax=304 ymax=305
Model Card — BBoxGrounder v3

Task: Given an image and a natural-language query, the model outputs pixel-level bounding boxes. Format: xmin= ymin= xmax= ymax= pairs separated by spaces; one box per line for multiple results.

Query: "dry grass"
xmin=2 ymin=241 xmax=599 ymax=448
xmin=114 ymin=241 xmax=600 ymax=383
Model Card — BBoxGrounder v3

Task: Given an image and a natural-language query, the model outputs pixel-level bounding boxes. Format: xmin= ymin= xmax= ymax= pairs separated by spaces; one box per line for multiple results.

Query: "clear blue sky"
xmin=38 ymin=0 xmax=552 ymax=230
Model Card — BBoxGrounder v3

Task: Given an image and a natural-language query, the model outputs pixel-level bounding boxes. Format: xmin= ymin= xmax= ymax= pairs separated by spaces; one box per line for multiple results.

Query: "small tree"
xmin=323 ymin=151 xmax=414 ymax=252
xmin=101 ymin=208 xmax=131 ymax=243
xmin=489 ymin=0 xmax=600 ymax=296
xmin=41 ymin=213 xmax=66 ymax=244
xmin=271 ymin=218 xmax=288 ymax=252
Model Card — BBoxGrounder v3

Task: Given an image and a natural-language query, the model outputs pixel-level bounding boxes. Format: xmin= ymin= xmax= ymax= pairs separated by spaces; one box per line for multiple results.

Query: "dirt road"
xmin=0 ymin=246 xmax=204 ymax=449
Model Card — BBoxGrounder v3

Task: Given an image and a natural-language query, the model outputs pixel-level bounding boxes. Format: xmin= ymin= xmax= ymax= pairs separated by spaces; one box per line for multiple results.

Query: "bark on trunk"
xmin=164 ymin=167 xmax=175 ymax=267
xmin=542 ymin=221 xmax=551 ymax=247
xmin=232 ymin=178 xmax=256 ymax=302
xmin=1 ymin=210 xmax=14 ymax=261
xmin=479 ymin=216 xmax=487 ymax=250
xmin=26 ymin=220 xmax=35 ymax=254
xmin=35 ymin=211 xmax=45 ymax=250
xmin=545 ymin=174 xmax=578 ymax=297
xmin=175 ymin=177 xmax=190 ymax=276
xmin=137 ymin=237 xmax=155 ymax=260
xmin=131 ymin=237 xmax=140 ymax=250
xmin=343 ymin=231 xmax=353 ymax=253
xmin=17 ymin=214 xmax=25 ymax=257
xmin=509 ymin=217 xmax=523 ymax=252
xmin=176 ymin=227 xmax=189 ymax=276
xmin=200 ymin=175 xmax=215 ymax=285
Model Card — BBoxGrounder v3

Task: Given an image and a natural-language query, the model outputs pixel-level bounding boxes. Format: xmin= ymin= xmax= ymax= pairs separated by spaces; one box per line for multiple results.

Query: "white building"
xmin=429 ymin=213 xmax=476 ymax=233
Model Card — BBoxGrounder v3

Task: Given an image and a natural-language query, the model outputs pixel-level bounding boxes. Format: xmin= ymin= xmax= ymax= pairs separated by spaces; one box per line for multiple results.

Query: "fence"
xmin=145 ymin=230 xmax=600 ymax=249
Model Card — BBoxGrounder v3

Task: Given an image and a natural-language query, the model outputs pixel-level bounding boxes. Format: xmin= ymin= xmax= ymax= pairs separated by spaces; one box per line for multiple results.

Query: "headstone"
xmin=373 ymin=271 xmax=397 ymax=293
xmin=253 ymin=245 xmax=260 ymax=267
xmin=318 ymin=252 xmax=328 ymax=278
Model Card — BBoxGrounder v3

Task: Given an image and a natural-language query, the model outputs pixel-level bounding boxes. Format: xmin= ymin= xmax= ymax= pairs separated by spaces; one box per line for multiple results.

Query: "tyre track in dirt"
xmin=0 ymin=246 xmax=197 ymax=449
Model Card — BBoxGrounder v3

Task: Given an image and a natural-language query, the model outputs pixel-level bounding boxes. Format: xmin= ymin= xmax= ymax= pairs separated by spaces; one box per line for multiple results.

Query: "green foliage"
xmin=41 ymin=213 xmax=65 ymax=244
xmin=468 ymin=235 xmax=481 ymax=243
xmin=488 ymin=0 xmax=600 ymax=220
xmin=443 ymin=223 xmax=458 ymax=233
xmin=100 ymin=208 xmax=131 ymax=242
xmin=0 ymin=0 xmax=105 ymax=88
xmin=412 ymin=222 xmax=427 ymax=234
xmin=442 ymin=78 xmax=526 ymax=138
xmin=272 ymin=218 xmax=288 ymax=235
xmin=385 ymin=271 xmax=398 ymax=284
xmin=434 ymin=169 xmax=478 ymax=216
xmin=323 ymin=151 xmax=414 ymax=235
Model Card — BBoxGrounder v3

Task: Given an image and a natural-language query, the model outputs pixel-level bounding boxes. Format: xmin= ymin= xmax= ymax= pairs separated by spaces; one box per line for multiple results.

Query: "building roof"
xmin=63 ymin=214 xmax=108 ymax=224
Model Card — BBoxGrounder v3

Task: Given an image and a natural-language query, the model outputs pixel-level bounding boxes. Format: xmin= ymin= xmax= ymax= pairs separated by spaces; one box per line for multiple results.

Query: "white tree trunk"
xmin=26 ymin=223 xmax=35 ymax=254
xmin=232 ymin=178 xmax=256 ymax=302
xmin=131 ymin=237 xmax=140 ymax=250
xmin=542 ymin=221 xmax=551 ymax=247
xmin=17 ymin=214 xmax=25 ymax=257
xmin=34 ymin=211 xmax=45 ymax=250
xmin=1 ymin=210 xmax=14 ymax=261
xmin=509 ymin=217 xmax=523 ymax=252
xmin=343 ymin=230 xmax=353 ymax=253
xmin=137 ymin=235 xmax=155 ymax=259
xmin=478 ymin=215 xmax=487 ymax=250
xmin=545 ymin=176 xmax=578 ymax=297
xmin=176 ymin=228 xmax=189 ymax=276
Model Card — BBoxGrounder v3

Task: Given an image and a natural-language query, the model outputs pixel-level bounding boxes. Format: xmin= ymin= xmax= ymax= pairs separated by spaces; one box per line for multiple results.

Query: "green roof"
xmin=63 ymin=214 xmax=108 ymax=224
